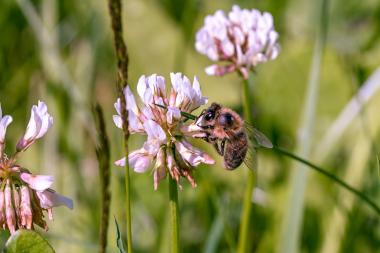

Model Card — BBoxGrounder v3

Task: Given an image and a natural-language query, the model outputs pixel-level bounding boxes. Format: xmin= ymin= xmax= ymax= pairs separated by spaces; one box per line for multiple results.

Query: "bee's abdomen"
xmin=224 ymin=131 xmax=248 ymax=170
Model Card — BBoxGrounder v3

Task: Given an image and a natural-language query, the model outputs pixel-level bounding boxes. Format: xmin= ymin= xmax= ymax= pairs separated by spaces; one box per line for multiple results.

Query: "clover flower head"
xmin=113 ymin=73 xmax=215 ymax=189
xmin=195 ymin=5 xmax=280 ymax=79
xmin=0 ymin=101 xmax=72 ymax=234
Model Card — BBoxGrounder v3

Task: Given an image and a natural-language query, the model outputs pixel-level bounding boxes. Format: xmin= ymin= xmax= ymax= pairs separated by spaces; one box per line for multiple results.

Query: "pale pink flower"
xmin=36 ymin=190 xmax=74 ymax=210
xmin=20 ymin=173 xmax=54 ymax=191
xmin=0 ymin=101 xmax=72 ymax=234
xmin=195 ymin=5 xmax=280 ymax=79
xmin=0 ymin=105 xmax=12 ymax=153
xmin=114 ymin=73 xmax=214 ymax=189
xmin=17 ymin=101 xmax=53 ymax=151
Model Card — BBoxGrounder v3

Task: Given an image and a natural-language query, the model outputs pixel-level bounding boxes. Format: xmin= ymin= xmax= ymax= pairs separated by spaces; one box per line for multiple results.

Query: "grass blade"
xmin=93 ymin=104 xmax=111 ymax=253
xmin=114 ymin=218 xmax=127 ymax=253
xmin=278 ymin=1 xmax=328 ymax=252
xmin=203 ymin=213 xmax=224 ymax=253
xmin=377 ymin=155 xmax=380 ymax=180
xmin=107 ymin=0 xmax=133 ymax=252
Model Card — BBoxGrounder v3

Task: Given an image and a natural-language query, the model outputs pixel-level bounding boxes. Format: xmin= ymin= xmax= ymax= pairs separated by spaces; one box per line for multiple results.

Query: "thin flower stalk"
xmin=107 ymin=0 xmax=132 ymax=251
xmin=195 ymin=5 xmax=281 ymax=252
xmin=169 ymin=176 xmax=180 ymax=253
xmin=237 ymin=78 xmax=256 ymax=253
xmin=0 ymin=101 xmax=73 ymax=234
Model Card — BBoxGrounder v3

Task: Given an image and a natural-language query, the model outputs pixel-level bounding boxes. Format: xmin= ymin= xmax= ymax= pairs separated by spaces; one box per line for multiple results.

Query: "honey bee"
xmin=195 ymin=103 xmax=272 ymax=170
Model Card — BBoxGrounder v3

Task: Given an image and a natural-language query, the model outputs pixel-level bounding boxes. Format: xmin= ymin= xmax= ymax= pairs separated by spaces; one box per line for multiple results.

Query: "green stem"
xmin=274 ymin=146 xmax=380 ymax=215
xmin=125 ymin=157 xmax=132 ymax=253
xmin=237 ymin=77 xmax=255 ymax=253
xmin=107 ymin=0 xmax=132 ymax=251
xmin=169 ymin=176 xmax=180 ymax=253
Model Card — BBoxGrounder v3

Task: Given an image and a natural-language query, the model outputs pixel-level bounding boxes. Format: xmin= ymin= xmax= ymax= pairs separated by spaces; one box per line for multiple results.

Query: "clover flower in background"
xmin=0 ymin=101 xmax=73 ymax=234
xmin=195 ymin=5 xmax=280 ymax=79
xmin=113 ymin=73 xmax=215 ymax=189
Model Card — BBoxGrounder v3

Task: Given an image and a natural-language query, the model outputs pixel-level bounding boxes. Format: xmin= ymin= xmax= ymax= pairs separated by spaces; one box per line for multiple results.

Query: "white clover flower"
xmin=16 ymin=101 xmax=53 ymax=152
xmin=114 ymin=73 xmax=215 ymax=189
xmin=195 ymin=5 xmax=280 ymax=79
xmin=0 ymin=101 xmax=72 ymax=234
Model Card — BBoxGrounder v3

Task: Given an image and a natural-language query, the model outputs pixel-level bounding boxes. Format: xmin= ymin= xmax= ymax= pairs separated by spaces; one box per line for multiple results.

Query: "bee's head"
xmin=218 ymin=112 xmax=235 ymax=129
xmin=196 ymin=103 xmax=221 ymax=129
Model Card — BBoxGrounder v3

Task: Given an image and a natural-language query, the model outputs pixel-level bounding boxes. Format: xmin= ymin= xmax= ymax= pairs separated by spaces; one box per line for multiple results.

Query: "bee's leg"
xmin=214 ymin=139 xmax=226 ymax=156
xmin=220 ymin=138 xmax=227 ymax=155
xmin=202 ymin=134 xmax=217 ymax=144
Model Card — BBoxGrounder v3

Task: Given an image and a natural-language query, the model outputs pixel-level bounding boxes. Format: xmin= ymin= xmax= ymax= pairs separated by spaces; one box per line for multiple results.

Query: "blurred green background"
xmin=1 ymin=0 xmax=380 ymax=252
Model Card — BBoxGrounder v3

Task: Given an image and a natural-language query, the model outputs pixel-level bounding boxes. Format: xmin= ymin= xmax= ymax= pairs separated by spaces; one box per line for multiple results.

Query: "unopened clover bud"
xmin=0 ymin=191 xmax=5 ymax=229
xmin=20 ymin=186 xmax=32 ymax=229
xmin=4 ymin=180 xmax=16 ymax=234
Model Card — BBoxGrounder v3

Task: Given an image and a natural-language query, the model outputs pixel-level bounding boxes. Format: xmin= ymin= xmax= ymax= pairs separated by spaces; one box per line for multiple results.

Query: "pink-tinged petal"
xmin=4 ymin=181 xmax=15 ymax=234
xmin=137 ymin=74 xmax=167 ymax=104
xmin=180 ymin=124 xmax=207 ymax=138
xmin=175 ymin=140 xmax=215 ymax=166
xmin=153 ymin=148 xmax=167 ymax=190
xmin=23 ymin=106 xmax=40 ymax=141
xmin=112 ymin=115 xmax=122 ymax=129
xmin=153 ymin=167 xmax=167 ymax=190
xmin=20 ymin=186 xmax=32 ymax=229
xmin=128 ymin=111 xmax=144 ymax=133
xmin=205 ymin=65 xmax=218 ymax=75
xmin=20 ymin=173 xmax=54 ymax=191
xmin=220 ymin=39 xmax=234 ymax=57
xmin=123 ymin=86 xmax=139 ymax=115
xmin=143 ymin=120 xmax=166 ymax=143
xmin=17 ymin=101 xmax=53 ymax=151
xmin=36 ymin=189 xmax=73 ymax=210
xmin=0 ymin=115 xmax=12 ymax=143
xmin=166 ymin=107 xmax=181 ymax=125
xmin=143 ymin=139 xmax=161 ymax=156
xmin=116 ymin=148 xmax=153 ymax=173
xmin=114 ymin=157 xmax=126 ymax=166
xmin=137 ymin=75 xmax=148 ymax=101
xmin=166 ymin=148 xmax=181 ymax=183
xmin=147 ymin=74 xmax=166 ymax=97
xmin=113 ymin=110 xmax=144 ymax=133
xmin=35 ymin=102 xmax=53 ymax=139
xmin=129 ymin=149 xmax=152 ymax=173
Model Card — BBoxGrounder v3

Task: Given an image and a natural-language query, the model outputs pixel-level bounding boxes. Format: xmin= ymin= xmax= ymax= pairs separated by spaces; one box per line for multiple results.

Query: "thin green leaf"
xmin=274 ymin=146 xmax=380 ymax=215
xmin=154 ymin=103 xmax=197 ymax=120
xmin=4 ymin=230 xmax=55 ymax=253
xmin=114 ymin=218 xmax=126 ymax=253
xmin=377 ymin=155 xmax=380 ymax=180
xmin=203 ymin=213 xmax=224 ymax=253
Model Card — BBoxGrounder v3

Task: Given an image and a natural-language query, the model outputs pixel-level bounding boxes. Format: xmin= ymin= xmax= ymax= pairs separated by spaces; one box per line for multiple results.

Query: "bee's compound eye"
xmin=204 ymin=112 xmax=214 ymax=121
xmin=220 ymin=113 xmax=234 ymax=127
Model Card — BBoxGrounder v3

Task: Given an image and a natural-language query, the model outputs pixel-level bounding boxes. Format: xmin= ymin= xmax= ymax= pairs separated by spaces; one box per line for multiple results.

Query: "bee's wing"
xmin=245 ymin=124 xmax=273 ymax=149
xmin=243 ymin=146 xmax=258 ymax=173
